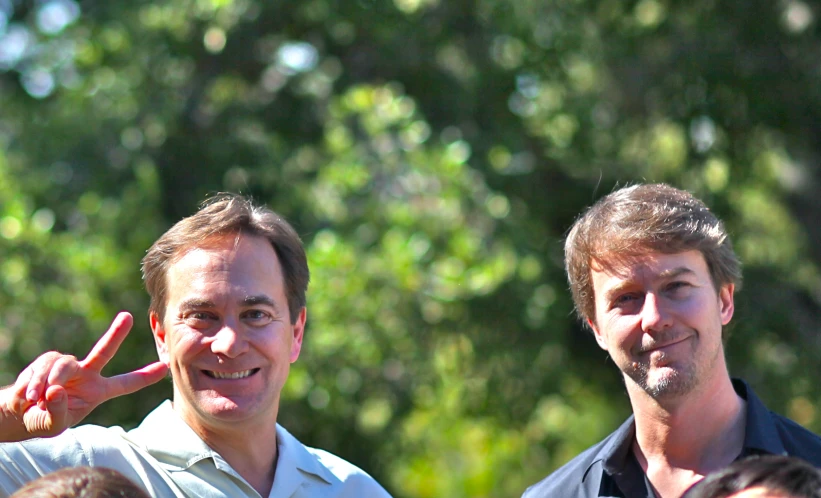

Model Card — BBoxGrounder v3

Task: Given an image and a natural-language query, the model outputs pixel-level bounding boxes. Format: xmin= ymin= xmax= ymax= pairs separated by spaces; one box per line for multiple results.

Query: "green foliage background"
xmin=3 ymin=0 xmax=821 ymax=496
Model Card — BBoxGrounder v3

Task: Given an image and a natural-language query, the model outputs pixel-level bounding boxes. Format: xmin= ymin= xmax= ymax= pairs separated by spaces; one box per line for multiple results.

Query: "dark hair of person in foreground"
xmin=683 ymin=455 xmax=821 ymax=498
xmin=9 ymin=466 xmax=149 ymax=498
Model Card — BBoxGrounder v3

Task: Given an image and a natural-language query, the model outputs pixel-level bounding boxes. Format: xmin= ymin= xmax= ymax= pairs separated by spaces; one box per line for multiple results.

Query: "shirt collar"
xmin=126 ymin=400 xmax=335 ymax=488
xmin=591 ymin=378 xmax=787 ymax=478
xmin=269 ymin=424 xmax=335 ymax=496
xmin=600 ymin=415 xmax=637 ymax=476
xmin=126 ymin=400 xmax=217 ymax=470
xmin=732 ymin=378 xmax=788 ymax=456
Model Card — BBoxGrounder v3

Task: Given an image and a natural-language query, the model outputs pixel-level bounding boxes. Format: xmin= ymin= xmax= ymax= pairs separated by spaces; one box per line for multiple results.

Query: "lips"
xmin=202 ymin=368 xmax=260 ymax=379
xmin=639 ymin=335 xmax=692 ymax=355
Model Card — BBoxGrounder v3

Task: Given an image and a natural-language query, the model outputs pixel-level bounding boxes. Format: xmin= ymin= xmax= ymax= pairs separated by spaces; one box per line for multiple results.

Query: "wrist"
xmin=0 ymin=385 xmax=30 ymax=442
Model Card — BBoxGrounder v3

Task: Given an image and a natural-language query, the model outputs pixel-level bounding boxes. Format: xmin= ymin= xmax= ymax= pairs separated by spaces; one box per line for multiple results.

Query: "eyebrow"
xmin=177 ymin=295 xmax=279 ymax=311
xmin=603 ymin=266 xmax=696 ymax=303
xmin=242 ymin=295 xmax=277 ymax=308
xmin=603 ymin=282 xmax=634 ymax=304
xmin=178 ymin=298 xmax=217 ymax=311
xmin=656 ymin=267 xmax=696 ymax=280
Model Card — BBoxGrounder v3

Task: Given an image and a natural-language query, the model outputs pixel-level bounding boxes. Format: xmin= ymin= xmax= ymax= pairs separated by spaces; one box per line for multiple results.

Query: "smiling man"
xmin=522 ymin=184 xmax=821 ymax=498
xmin=0 ymin=194 xmax=392 ymax=497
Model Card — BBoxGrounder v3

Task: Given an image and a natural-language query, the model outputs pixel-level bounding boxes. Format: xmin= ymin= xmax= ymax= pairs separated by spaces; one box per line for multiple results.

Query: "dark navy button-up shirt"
xmin=522 ymin=379 xmax=821 ymax=498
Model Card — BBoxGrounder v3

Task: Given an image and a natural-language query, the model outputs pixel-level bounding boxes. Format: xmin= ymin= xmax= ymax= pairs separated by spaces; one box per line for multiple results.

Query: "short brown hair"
xmin=10 ymin=466 xmax=149 ymax=498
xmin=565 ymin=183 xmax=742 ymax=328
xmin=141 ymin=194 xmax=309 ymax=323
xmin=682 ymin=455 xmax=821 ymax=498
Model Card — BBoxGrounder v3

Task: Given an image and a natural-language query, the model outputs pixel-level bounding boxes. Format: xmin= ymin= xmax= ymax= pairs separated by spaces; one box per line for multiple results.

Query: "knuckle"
xmin=48 ymin=358 xmax=76 ymax=381
xmin=31 ymin=351 xmax=60 ymax=372
xmin=40 ymin=351 xmax=62 ymax=362
xmin=54 ymin=355 xmax=77 ymax=368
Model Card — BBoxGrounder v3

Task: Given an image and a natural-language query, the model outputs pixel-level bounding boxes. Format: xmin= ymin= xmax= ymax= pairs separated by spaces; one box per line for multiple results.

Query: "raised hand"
xmin=0 ymin=312 xmax=168 ymax=441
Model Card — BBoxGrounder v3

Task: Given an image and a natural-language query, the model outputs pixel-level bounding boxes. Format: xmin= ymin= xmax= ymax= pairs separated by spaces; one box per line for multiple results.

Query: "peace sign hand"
xmin=0 ymin=312 xmax=168 ymax=442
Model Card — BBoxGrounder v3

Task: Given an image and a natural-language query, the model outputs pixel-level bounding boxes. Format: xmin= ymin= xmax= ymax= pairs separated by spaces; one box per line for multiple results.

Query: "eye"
xmin=241 ymin=309 xmax=274 ymax=326
xmin=183 ymin=311 xmax=217 ymax=328
xmin=665 ymin=281 xmax=691 ymax=295
xmin=613 ymin=293 xmax=637 ymax=305
xmin=610 ymin=292 xmax=642 ymax=312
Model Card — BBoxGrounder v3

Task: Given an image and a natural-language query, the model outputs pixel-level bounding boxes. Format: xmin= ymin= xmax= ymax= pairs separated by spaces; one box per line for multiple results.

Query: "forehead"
xmin=165 ymin=235 xmax=284 ymax=295
xmin=590 ymin=250 xmax=709 ymax=289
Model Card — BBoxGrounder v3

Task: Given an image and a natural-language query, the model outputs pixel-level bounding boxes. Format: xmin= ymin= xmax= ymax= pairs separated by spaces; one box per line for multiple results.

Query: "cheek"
xmin=677 ymin=296 xmax=700 ymax=310
xmin=263 ymin=335 xmax=290 ymax=358
xmin=605 ymin=316 xmax=644 ymax=350
xmin=605 ymin=313 xmax=640 ymax=334
xmin=675 ymin=298 xmax=711 ymax=323
xmin=168 ymin=330 xmax=205 ymax=360
xmin=254 ymin=325 xmax=290 ymax=347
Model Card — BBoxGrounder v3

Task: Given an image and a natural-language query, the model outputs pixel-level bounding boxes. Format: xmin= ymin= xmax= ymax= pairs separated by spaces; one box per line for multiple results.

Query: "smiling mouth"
xmin=203 ymin=368 xmax=260 ymax=379
xmin=640 ymin=336 xmax=692 ymax=355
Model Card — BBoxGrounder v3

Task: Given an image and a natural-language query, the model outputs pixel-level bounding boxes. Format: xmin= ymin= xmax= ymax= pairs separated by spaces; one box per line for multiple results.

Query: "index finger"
xmin=79 ymin=312 xmax=134 ymax=371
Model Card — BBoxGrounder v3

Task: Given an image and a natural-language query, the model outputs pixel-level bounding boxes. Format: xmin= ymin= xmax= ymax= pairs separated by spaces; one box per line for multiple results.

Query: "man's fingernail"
xmin=26 ymin=390 xmax=37 ymax=401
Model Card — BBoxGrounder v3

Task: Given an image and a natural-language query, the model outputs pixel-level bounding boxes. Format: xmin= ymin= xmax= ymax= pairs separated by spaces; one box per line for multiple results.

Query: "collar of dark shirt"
xmin=586 ymin=378 xmax=787 ymax=496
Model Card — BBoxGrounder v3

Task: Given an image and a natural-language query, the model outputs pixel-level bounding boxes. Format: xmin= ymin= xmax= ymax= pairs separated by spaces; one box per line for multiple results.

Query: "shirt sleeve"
xmin=0 ymin=431 xmax=91 ymax=496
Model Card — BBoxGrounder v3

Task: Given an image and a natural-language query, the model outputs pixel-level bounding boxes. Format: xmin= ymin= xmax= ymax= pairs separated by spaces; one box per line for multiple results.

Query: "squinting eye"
xmin=609 ymin=293 xmax=644 ymax=313
xmin=183 ymin=312 xmax=216 ymax=328
xmin=614 ymin=294 xmax=637 ymax=305
xmin=242 ymin=310 xmax=273 ymax=323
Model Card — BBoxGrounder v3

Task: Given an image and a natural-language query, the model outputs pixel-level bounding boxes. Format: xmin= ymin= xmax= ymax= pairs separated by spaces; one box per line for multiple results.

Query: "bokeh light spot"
xmin=783 ymin=1 xmax=813 ymax=33
xmin=21 ymin=69 xmax=55 ymax=98
xmin=36 ymin=0 xmax=80 ymax=35
xmin=204 ymin=27 xmax=226 ymax=54
xmin=276 ymin=41 xmax=318 ymax=74
xmin=0 ymin=216 xmax=22 ymax=239
xmin=0 ymin=25 xmax=32 ymax=69
xmin=32 ymin=208 xmax=55 ymax=233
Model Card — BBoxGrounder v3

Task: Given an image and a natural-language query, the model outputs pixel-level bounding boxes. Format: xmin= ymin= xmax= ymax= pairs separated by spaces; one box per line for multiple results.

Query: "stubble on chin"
xmin=622 ymin=330 xmax=706 ymax=399
xmin=624 ymin=355 xmax=698 ymax=399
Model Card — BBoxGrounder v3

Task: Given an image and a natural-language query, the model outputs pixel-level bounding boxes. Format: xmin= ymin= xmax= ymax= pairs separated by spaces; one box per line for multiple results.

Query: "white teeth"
xmin=210 ymin=370 xmax=254 ymax=379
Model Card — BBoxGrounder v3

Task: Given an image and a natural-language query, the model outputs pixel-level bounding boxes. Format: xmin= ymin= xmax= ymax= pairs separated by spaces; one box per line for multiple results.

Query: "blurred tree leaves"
xmin=3 ymin=0 xmax=821 ymax=496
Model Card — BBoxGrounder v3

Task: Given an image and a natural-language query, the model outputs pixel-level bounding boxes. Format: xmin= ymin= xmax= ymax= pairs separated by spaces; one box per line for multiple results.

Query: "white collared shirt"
xmin=0 ymin=401 xmax=392 ymax=498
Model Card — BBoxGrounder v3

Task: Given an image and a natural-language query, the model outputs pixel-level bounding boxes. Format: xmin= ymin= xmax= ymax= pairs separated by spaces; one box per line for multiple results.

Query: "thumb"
xmin=23 ymin=386 xmax=67 ymax=436
xmin=45 ymin=385 xmax=67 ymax=420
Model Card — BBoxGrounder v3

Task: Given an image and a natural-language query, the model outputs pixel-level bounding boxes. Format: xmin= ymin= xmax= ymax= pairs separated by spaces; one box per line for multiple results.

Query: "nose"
xmin=640 ymin=293 xmax=672 ymax=333
xmin=210 ymin=320 xmax=248 ymax=358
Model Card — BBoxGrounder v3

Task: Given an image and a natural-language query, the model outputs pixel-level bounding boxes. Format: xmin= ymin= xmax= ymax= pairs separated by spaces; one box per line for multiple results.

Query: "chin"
xmin=643 ymin=367 xmax=697 ymax=399
xmin=194 ymin=394 xmax=261 ymax=421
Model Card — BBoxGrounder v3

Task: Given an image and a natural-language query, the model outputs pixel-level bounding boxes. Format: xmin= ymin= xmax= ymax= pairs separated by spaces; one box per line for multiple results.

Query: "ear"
xmin=588 ymin=317 xmax=609 ymax=351
xmin=289 ymin=307 xmax=307 ymax=363
xmin=149 ymin=311 xmax=170 ymax=365
xmin=718 ymin=283 xmax=735 ymax=326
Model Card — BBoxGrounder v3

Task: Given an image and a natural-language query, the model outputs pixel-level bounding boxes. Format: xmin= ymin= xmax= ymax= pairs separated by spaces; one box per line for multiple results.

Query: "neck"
xmin=628 ymin=375 xmax=746 ymax=497
xmin=175 ymin=404 xmax=280 ymax=497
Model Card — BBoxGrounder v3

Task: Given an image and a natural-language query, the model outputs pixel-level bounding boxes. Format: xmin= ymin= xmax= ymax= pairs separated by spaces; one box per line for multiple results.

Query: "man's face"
xmin=588 ymin=250 xmax=734 ymax=400
xmin=150 ymin=234 xmax=305 ymax=432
